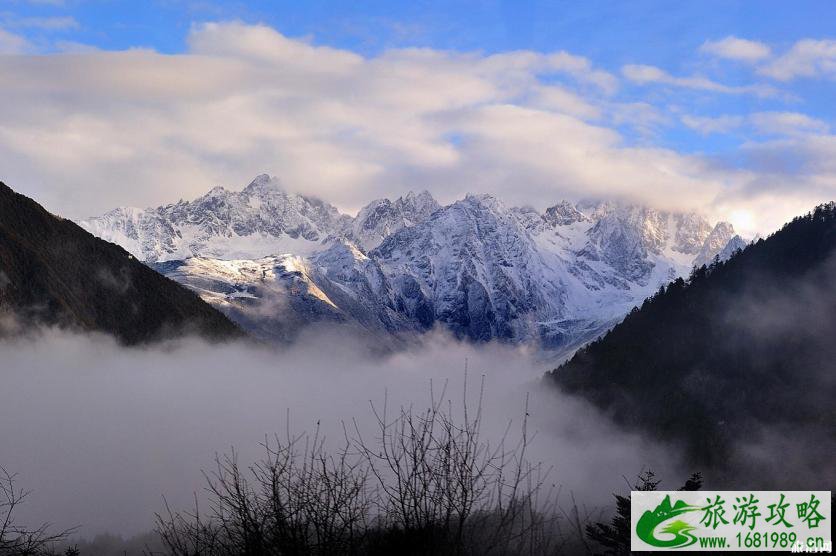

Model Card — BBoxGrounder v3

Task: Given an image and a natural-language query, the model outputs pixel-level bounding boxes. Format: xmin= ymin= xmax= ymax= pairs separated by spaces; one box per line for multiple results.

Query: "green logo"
xmin=636 ymin=495 xmax=701 ymax=548
xmin=633 ymin=491 xmax=830 ymax=551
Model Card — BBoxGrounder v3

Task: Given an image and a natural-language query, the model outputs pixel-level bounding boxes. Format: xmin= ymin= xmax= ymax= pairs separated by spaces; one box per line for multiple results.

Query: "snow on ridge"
xmin=80 ymin=175 xmax=738 ymax=351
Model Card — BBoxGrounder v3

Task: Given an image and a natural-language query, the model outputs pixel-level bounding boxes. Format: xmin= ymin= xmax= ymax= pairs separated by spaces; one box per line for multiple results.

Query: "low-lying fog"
xmin=0 ymin=328 xmax=682 ymax=538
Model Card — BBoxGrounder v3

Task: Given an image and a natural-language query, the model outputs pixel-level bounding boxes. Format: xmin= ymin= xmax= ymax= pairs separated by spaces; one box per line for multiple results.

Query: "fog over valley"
xmin=0 ymin=328 xmax=681 ymax=538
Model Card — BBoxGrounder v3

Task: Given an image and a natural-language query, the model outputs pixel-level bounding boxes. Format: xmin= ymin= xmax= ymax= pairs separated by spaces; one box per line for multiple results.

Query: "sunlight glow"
xmin=729 ymin=209 xmax=756 ymax=236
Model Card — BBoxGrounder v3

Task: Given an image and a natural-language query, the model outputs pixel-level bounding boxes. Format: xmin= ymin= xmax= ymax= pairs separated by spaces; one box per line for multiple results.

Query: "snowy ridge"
xmin=82 ymin=174 xmax=349 ymax=262
xmin=82 ymin=175 xmax=743 ymax=351
xmin=350 ymin=190 xmax=441 ymax=250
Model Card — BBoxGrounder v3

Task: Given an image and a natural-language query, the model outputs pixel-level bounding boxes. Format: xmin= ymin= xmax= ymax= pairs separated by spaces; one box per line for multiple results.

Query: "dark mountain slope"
xmin=0 ymin=182 xmax=242 ymax=344
xmin=547 ymin=203 xmax=836 ymax=479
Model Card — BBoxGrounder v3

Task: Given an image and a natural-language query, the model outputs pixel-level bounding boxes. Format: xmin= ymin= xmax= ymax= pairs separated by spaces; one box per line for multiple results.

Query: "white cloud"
xmin=0 ymin=21 xmax=830 ymax=236
xmin=622 ymin=63 xmax=777 ymax=97
xmin=716 ymin=133 xmax=836 ymax=228
xmin=750 ymin=111 xmax=829 ymax=136
xmin=6 ymin=16 xmax=80 ymax=31
xmin=610 ymin=102 xmax=671 ymax=137
xmin=681 ymin=114 xmax=744 ymax=135
xmin=759 ymin=39 xmax=836 ymax=81
xmin=700 ymin=36 xmax=771 ymax=62
xmin=188 ymin=21 xmax=363 ymax=72
xmin=621 ymin=63 xmax=665 ymax=83
xmin=0 ymin=23 xmax=661 ymax=218
xmin=528 ymin=84 xmax=602 ymax=120
xmin=54 ymin=40 xmax=100 ymax=53
xmin=682 ymin=111 xmax=828 ymax=138
xmin=0 ymin=27 xmax=30 ymax=54
xmin=544 ymin=51 xmax=619 ymax=94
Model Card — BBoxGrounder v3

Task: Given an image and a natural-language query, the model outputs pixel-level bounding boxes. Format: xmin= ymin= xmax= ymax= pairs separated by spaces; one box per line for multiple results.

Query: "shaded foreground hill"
xmin=548 ymin=203 xmax=836 ymax=483
xmin=0 ymin=181 xmax=242 ymax=344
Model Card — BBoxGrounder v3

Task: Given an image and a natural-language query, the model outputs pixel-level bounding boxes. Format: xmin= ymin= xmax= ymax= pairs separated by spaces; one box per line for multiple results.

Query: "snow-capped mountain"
xmin=716 ymin=234 xmax=747 ymax=262
xmin=82 ymin=174 xmax=350 ymax=261
xmin=349 ymin=191 xmax=441 ymax=250
xmin=81 ymin=175 xmax=743 ymax=352
xmin=692 ymin=221 xmax=736 ymax=268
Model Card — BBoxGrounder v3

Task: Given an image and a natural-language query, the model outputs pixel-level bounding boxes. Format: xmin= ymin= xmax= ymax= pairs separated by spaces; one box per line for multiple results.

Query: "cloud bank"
xmin=0 ymin=21 xmax=832 ymax=235
xmin=0 ymin=328 xmax=682 ymax=537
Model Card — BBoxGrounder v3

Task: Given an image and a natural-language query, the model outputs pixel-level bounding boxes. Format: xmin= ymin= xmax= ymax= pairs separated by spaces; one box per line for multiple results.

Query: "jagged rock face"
xmin=82 ymin=176 xmax=741 ymax=352
xmin=693 ymin=222 xmax=737 ymax=268
xmin=81 ymin=175 xmax=349 ymax=262
xmin=308 ymin=241 xmax=419 ymax=334
xmin=511 ymin=206 xmax=547 ymax=233
xmin=580 ymin=208 xmax=658 ymax=283
xmin=152 ymin=255 xmax=348 ymax=344
xmin=349 ymin=191 xmax=441 ymax=251
xmin=371 ymin=195 xmax=560 ymax=342
xmin=718 ymin=235 xmax=747 ymax=261
xmin=673 ymin=213 xmax=714 ymax=255
xmin=544 ymin=201 xmax=588 ymax=227
xmin=577 ymin=205 xmax=715 ymax=284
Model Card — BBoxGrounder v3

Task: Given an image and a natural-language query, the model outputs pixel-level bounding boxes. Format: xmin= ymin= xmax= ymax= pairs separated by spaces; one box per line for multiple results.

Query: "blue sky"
xmin=1 ymin=1 xmax=835 ymax=234
xmin=8 ymin=1 xmax=834 ymax=58
xmin=8 ymin=1 xmax=836 ymax=143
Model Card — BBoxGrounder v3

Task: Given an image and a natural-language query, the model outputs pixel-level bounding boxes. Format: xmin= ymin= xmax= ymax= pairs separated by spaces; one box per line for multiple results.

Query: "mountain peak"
xmin=401 ymin=189 xmax=435 ymax=203
xmin=576 ymin=199 xmax=619 ymax=219
xmin=82 ymin=175 xmax=347 ymax=262
xmin=462 ymin=193 xmax=503 ymax=212
xmin=544 ymin=201 xmax=588 ymax=226
xmin=243 ymin=174 xmax=282 ymax=194
xmin=712 ymin=221 xmax=735 ymax=236
xmin=350 ymin=191 xmax=441 ymax=250
xmin=718 ymin=235 xmax=748 ymax=261
xmin=693 ymin=221 xmax=737 ymax=267
xmin=206 ymin=185 xmax=228 ymax=197
xmin=398 ymin=190 xmax=440 ymax=216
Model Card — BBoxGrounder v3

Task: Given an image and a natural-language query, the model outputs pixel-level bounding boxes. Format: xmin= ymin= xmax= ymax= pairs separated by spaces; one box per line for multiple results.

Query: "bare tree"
xmin=353 ymin=373 xmax=558 ymax=555
xmin=155 ymin=373 xmax=587 ymax=555
xmin=156 ymin=422 xmax=370 ymax=556
xmin=0 ymin=466 xmax=75 ymax=556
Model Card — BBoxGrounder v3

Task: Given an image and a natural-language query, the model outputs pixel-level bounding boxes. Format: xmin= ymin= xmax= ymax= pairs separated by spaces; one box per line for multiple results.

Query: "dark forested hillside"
xmin=0 ymin=181 xmax=242 ymax=344
xmin=548 ymin=203 xmax=836 ymax=480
